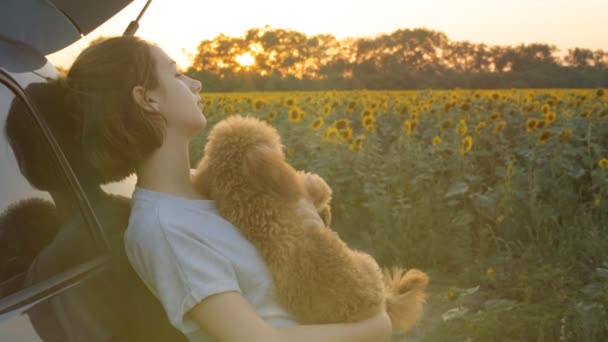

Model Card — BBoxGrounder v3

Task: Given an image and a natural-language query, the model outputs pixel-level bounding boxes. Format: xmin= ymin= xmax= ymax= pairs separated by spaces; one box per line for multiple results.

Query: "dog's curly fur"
xmin=192 ymin=115 xmax=429 ymax=332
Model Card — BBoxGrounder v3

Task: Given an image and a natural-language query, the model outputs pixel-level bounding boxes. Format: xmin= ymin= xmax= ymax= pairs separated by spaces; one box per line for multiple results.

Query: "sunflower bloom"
xmin=322 ymin=127 xmax=340 ymax=143
xmin=535 ymin=120 xmax=546 ymax=130
xmin=599 ymin=158 xmax=608 ymax=169
xmin=493 ymin=120 xmax=506 ymax=134
xmin=526 ymin=119 xmax=538 ymax=133
xmin=460 ymin=135 xmax=473 ymax=155
xmin=440 ymin=119 xmax=453 ymax=132
xmin=288 ymin=108 xmax=304 ymax=123
xmin=285 ymin=97 xmax=296 ymax=107
xmin=361 ymin=108 xmax=374 ymax=119
xmin=558 ymin=128 xmax=572 ymax=142
xmin=403 ymin=120 xmax=414 ymax=136
xmin=538 ymin=130 xmax=552 ymax=144
xmin=544 ymin=111 xmax=557 ymax=125
xmin=311 ymin=117 xmax=324 ymax=131
xmin=334 ymin=119 xmax=350 ymax=130
xmin=339 ymin=127 xmax=353 ymax=142
xmin=348 ymin=136 xmax=365 ymax=152
xmin=541 ymin=104 xmax=550 ymax=115
xmin=362 ymin=115 xmax=377 ymax=133
xmin=457 ymin=119 xmax=468 ymax=136
xmin=253 ymin=100 xmax=265 ymax=111
xmin=475 ymin=121 xmax=487 ymax=133
xmin=432 ymin=136 xmax=442 ymax=146
xmin=263 ymin=111 xmax=277 ymax=123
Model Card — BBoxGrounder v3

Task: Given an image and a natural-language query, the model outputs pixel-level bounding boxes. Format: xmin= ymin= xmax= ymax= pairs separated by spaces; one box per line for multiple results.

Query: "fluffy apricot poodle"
xmin=192 ymin=115 xmax=429 ymax=332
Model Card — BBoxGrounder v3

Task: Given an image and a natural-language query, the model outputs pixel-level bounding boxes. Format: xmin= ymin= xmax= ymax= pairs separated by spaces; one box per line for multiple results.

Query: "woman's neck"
xmin=135 ymin=133 xmax=206 ymax=200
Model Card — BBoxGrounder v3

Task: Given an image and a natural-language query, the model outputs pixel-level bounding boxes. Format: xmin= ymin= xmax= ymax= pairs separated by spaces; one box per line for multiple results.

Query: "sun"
xmin=235 ymin=52 xmax=255 ymax=67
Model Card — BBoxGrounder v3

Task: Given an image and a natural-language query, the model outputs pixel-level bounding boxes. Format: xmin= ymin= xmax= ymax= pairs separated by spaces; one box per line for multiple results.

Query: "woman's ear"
xmin=131 ymin=85 xmax=159 ymax=112
xmin=243 ymin=145 xmax=304 ymax=202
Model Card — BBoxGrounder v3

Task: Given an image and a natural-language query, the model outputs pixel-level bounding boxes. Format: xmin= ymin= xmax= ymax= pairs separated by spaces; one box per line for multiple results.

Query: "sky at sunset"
xmin=46 ymin=0 xmax=608 ymax=70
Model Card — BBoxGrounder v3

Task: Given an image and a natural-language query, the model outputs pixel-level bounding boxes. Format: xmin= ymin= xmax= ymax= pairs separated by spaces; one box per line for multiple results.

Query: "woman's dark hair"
xmin=6 ymin=35 xmax=168 ymax=192
xmin=63 ymin=36 xmax=167 ymax=183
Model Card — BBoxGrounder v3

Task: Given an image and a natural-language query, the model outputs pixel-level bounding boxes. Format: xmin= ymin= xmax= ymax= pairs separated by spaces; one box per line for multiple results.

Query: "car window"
xmin=0 ymin=81 xmax=103 ymax=300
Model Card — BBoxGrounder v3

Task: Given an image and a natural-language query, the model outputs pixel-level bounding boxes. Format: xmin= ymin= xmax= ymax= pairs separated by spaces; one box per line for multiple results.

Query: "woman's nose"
xmin=189 ymin=77 xmax=202 ymax=93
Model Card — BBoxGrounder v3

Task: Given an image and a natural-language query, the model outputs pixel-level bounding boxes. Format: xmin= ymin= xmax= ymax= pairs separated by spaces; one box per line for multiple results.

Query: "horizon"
xmin=46 ymin=0 xmax=608 ymax=70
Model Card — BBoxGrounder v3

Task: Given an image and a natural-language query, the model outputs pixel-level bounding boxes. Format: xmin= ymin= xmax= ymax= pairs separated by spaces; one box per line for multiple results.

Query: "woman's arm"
xmin=188 ymin=291 xmax=392 ymax=342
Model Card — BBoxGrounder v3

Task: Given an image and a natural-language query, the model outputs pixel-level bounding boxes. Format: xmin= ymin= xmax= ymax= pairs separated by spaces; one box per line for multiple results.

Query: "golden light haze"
xmin=46 ymin=0 xmax=607 ymax=70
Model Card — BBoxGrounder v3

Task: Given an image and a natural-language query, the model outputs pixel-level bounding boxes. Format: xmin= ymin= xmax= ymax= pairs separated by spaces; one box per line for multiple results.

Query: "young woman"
xmin=60 ymin=36 xmax=392 ymax=342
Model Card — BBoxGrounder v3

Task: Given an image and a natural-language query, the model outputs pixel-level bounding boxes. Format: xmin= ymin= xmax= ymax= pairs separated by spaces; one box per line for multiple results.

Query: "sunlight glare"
xmin=236 ymin=52 xmax=255 ymax=67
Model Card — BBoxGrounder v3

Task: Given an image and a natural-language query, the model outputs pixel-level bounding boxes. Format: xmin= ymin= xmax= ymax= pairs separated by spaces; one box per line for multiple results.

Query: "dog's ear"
xmin=243 ymin=144 xmax=303 ymax=202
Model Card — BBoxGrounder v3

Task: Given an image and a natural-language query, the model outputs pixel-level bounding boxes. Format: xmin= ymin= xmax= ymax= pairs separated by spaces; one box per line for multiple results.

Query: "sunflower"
xmin=432 ymin=136 xmax=442 ymax=146
xmin=544 ymin=111 xmax=557 ymax=125
xmin=311 ymin=117 xmax=324 ymax=131
xmin=264 ymin=111 xmax=277 ymax=122
xmin=288 ymin=108 xmax=304 ymax=123
xmin=541 ymin=103 xmax=550 ymax=115
xmin=411 ymin=110 xmax=420 ymax=122
xmin=253 ymin=100 xmax=265 ymax=111
xmin=599 ymin=158 xmax=608 ymax=169
xmin=475 ymin=121 xmax=487 ymax=133
xmin=361 ymin=108 xmax=374 ymax=119
xmin=457 ymin=119 xmax=468 ymax=136
xmin=334 ymin=118 xmax=350 ymax=130
xmin=348 ymin=136 xmax=365 ymax=152
xmin=597 ymin=89 xmax=605 ymax=98
xmin=285 ymin=97 xmax=296 ymax=107
xmin=526 ymin=120 xmax=537 ymax=134
xmin=403 ymin=120 xmax=414 ymax=136
xmin=558 ymin=128 xmax=573 ymax=142
xmin=223 ymin=105 xmax=234 ymax=115
xmin=339 ymin=127 xmax=353 ymax=142
xmin=440 ymin=119 xmax=453 ymax=131
xmin=493 ymin=120 xmax=506 ymax=134
xmin=535 ymin=120 xmax=546 ymax=130
xmin=322 ymin=127 xmax=340 ymax=143
xmin=460 ymin=135 xmax=473 ymax=155
xmin=362 ymin=115 xmax=377 ymax=133
xmin=538 ymin=130 xmax=552 ymax=144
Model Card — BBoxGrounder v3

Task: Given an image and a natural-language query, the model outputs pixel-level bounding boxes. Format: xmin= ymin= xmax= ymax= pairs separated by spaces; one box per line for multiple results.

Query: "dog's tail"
xmin=382 ymin=267 xmax=429 ymax=333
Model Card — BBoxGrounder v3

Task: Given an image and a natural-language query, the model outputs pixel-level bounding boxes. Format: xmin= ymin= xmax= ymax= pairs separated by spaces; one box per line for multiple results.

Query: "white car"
xmin=0 ymin=1 xmax=187 ymax=340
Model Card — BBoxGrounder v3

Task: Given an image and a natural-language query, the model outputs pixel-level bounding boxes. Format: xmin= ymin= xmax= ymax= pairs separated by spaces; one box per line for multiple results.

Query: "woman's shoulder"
xmin=126 ymin=189 xmax=243 ymax=251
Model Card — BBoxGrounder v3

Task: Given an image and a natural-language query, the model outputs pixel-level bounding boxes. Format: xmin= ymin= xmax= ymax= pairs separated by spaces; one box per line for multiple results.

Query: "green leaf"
xmin=452 ymin=209 xmax=475 ymax=227
xmin=460 ymin=285 xmax=480 ymax=297
xmin=442 ymin=307 xmax=469 ymax=322
xmin=445 ymin=182 xmax=469 ymax=198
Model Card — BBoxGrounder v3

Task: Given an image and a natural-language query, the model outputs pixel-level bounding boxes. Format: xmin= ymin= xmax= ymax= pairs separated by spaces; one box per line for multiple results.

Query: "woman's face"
xmin=148 ymin=45 xmax=205 ymax=136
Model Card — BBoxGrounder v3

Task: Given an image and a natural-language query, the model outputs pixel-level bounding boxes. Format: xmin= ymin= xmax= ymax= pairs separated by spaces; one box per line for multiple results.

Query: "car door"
xmin=0 ymin=38 xmax=185 ymax=341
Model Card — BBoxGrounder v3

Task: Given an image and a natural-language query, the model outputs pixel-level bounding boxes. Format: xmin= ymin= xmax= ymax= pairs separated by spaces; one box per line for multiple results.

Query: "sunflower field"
xmin=190 ymin=88 xmax=608 ymax=341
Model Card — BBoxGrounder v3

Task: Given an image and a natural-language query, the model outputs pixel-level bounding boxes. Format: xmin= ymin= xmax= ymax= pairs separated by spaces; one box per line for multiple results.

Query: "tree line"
xmin=183 ymin=26 xmax=608 ymax=91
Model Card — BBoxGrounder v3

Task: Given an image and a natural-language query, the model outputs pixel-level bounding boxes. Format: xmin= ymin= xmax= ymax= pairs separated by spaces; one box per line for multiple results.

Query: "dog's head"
xmin=193 ymin=115 xmax=304 ymax=203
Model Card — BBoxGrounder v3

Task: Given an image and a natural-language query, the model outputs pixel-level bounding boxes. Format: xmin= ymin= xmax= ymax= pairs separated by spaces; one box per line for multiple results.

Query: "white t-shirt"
xmin=124 ymin=187 xmax=297 ymax=341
